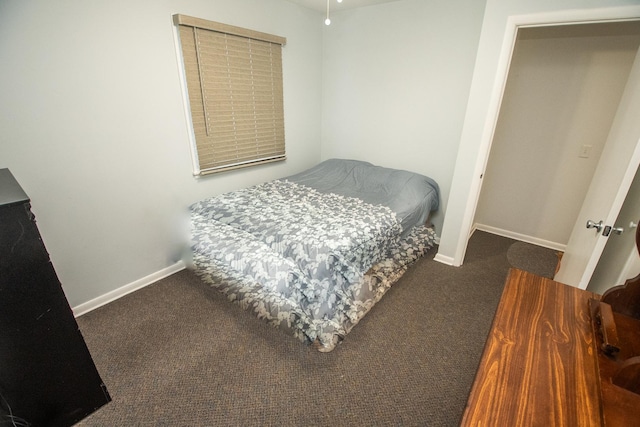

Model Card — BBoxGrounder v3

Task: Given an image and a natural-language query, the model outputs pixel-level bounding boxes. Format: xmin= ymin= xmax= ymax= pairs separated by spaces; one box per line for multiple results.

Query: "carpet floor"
xmin=75 ymin=231 xmax=557 ymax=426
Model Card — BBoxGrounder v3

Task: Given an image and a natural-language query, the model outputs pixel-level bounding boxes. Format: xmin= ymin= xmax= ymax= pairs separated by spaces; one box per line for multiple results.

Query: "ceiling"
xmin=286 ymin=0 xmax=403 ymax=13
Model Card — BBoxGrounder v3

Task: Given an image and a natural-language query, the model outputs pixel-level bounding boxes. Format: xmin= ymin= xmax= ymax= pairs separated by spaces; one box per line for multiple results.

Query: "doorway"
xmin=471 ymin=21 xmax=640 ymax=280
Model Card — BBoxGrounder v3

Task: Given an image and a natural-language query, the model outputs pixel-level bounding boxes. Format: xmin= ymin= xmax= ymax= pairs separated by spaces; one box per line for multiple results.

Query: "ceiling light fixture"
xmin=325 ymin=0 xmax=343 ymax=26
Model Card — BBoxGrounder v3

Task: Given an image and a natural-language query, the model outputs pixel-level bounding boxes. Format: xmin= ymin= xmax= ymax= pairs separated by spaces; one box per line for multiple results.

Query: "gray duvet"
xmin=190 ymin=159 xmax=439 ymax=351
xmin=286 ymin=158 xmax=439 ymax=235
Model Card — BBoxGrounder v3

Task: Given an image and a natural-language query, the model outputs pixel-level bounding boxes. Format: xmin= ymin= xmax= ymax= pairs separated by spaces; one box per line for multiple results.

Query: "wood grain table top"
xmin=461 ymin=268 xmax=602 ymax=426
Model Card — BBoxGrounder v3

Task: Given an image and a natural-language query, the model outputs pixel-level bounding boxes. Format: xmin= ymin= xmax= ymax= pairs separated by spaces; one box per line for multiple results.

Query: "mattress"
xmin=190 ymin=159 xmax=439 ymax=351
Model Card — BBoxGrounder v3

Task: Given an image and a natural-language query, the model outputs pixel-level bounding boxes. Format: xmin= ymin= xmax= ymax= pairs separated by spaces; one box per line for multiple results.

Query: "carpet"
xmin=507 ymin=241 xmax=560 ymax=279
xmin=75 ymin=231 xmax=554 ymax=426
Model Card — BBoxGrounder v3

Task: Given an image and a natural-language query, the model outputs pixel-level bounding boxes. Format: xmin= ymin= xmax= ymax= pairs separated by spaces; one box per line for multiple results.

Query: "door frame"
xmin=454 ymin=6 xmax=640 ymax=268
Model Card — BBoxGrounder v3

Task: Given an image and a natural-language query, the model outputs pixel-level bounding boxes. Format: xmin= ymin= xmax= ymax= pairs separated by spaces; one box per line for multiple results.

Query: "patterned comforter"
xmin=191 ymin=178 xmax=437 ymax=352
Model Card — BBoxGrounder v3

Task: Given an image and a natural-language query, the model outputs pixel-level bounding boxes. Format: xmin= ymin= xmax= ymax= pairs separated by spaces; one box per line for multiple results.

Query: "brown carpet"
xmin=75 ymin=231 xmax=544 ymax=426
xmin=507 ymin=240 xmax=560 ymax=279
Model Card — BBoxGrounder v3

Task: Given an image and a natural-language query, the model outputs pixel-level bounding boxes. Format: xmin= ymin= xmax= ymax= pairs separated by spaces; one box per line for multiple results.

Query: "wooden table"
xmin=461 ymin=268 xmax=602 ymax=426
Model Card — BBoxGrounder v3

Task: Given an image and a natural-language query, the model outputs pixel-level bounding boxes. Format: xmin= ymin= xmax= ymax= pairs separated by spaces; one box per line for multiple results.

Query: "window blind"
xmin=174 ymin=14 xmax=286 ymax=175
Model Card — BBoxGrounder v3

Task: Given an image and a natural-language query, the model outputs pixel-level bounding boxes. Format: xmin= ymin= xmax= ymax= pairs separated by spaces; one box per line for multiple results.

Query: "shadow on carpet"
xmin=507 ymin=241 xmax=560 ymax=279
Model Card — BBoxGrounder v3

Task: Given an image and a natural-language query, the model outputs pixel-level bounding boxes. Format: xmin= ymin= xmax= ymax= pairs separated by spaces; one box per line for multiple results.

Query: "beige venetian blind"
xmin=174 ymin=14 xmax=286 ymax=175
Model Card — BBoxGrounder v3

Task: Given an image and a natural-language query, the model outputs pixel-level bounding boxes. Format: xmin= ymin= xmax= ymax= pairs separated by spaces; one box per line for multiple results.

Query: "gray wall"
xmin=320 ymin=0 xmax=487 ymax=234
xmin=0 ymin=0 xmax=323 ymax=307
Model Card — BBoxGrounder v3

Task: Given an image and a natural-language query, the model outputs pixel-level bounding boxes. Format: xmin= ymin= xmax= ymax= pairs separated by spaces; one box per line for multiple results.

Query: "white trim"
xmin=474 ymin=223 xmax=566 ymax=252
xmin=455 ymin=5 xmax=640 ymax=268
xmin=452 ymin=11 xmax=520 ymax=267
xmin=72 ymin=261 xmax=186 ymax=317
xmin=433 ymin=252 xmax=456 ymax=266
xmin=511 ymin=6 xmax=640 ymax=27
xmin=172 ymin=20 xmax=201 ymax=177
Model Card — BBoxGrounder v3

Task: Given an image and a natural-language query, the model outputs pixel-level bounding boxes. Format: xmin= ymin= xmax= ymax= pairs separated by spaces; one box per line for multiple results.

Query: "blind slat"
xmin=177 ymin=17 xmax=286 ymax=174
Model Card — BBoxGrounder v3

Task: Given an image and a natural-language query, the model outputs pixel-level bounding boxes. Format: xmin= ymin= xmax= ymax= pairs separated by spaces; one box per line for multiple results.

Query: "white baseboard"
xmin=434 ymin=252 xmax=456 ymax=266
xmin=474 ymin=224 xmax=566 ymax=252
xmin=73 ymin=261 xmax=186 ymax=317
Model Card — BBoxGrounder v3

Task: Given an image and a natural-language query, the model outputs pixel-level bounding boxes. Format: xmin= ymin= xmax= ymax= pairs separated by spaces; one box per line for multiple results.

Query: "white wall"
xmin=0 ymin=0 xmax=323 ymax=307
xmin=474 ymin=23 xmax=640 ymax=248
xmin=437 ymin=0 xmax=640 ymax=266
xmin=320 ymin=0 xmax=487 ymax=235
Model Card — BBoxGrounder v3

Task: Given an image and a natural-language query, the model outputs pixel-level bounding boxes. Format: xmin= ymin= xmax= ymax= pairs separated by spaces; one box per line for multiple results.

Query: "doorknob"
xmin=586 ymin=220 xmax=604 ymax=232
xmin=612 ymin=226 xmax=624 ymax=235
xmin=602 ymin=225 xmax=624 ymax=236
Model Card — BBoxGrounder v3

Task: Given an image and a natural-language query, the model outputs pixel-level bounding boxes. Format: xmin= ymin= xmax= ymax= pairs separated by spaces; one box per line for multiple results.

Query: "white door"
xmin=554 ymin=47 xmax=640 ymax=289
xmin=588 ymin=165 xmax=640 ymax=295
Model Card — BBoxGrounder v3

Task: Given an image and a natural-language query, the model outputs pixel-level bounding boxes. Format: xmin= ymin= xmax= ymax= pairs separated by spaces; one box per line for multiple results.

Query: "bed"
xmin=190 ymin=159 xmax=440 ymax=352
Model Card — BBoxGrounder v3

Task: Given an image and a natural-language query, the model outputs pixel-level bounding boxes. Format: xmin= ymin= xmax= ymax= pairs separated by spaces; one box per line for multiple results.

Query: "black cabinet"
xmin=0 ymin=169 xmax=110 ymax=426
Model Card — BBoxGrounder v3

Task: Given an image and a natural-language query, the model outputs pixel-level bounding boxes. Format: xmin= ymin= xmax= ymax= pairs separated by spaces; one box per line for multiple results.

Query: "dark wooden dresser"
xmin=461 ymin=267 xmax=640 ymax=426
xmin=0 ymin=168 xmax=110 ymax=426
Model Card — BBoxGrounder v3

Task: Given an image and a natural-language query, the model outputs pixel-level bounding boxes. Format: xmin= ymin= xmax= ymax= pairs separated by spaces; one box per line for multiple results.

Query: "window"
xmin=173 ymin=14 xmax=286 ymax=175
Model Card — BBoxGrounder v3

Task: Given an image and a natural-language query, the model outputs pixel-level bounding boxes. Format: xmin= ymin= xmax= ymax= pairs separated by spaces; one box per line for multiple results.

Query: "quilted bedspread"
xmin=191 ymin=179 xmax=436 ymax=352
